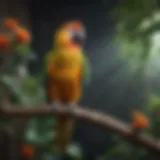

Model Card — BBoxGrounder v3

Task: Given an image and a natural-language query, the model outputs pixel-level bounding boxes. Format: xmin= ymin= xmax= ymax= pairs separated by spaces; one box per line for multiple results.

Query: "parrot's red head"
xmin=55 ymin=20 xmax=86 ymax=47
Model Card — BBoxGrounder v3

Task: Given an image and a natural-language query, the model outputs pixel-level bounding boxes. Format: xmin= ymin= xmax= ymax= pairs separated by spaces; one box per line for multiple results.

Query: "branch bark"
xmin=0 ymin=104 xmax=160 ymax=155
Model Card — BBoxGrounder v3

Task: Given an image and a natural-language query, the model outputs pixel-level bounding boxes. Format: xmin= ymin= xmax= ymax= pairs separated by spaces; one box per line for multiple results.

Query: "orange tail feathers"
xmin=132 ymin=110 xmax=149 ymax=132
xmin=56 ymin=116 xmax=75 ymax=152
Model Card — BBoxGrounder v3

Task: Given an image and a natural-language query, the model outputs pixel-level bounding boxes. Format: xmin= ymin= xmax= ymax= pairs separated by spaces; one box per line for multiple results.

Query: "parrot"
xmin=45 ymin=20 xmax=91 ymax=152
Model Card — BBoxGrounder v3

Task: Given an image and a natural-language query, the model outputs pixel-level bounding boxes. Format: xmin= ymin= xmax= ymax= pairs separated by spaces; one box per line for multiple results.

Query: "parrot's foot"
xmin=52 ymin=100 xmax=62 ymax=110
xmin=67 ymin=102 xmax=79 ymax=111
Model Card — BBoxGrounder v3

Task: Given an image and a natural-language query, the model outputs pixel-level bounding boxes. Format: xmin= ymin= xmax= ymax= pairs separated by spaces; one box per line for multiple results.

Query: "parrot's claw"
xmin=67 ymin=102 xmax=78 ymax=110
xmin=52 ymin=100 xmax=61 ymax=110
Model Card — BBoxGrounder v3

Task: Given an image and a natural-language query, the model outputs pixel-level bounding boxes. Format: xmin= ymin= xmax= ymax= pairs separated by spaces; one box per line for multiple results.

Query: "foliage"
xmin=98 ymin=0 xmax=160 ymax=159
xmin=113 ymin=0 xmax=160 ymax=72
xmin=97 ymin=139 xmax=148 ymax=160
xmin=147 ymin=95 xmax=160 ymax=138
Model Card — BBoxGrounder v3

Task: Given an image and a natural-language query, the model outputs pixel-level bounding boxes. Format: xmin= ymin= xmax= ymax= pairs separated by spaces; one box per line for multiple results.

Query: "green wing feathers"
xmin=82 ymin=54 xmax=92 ymax=86
xmin=38 ymin=50 xmax=55 ymax=84
xmin=45 ymin=50 xmax=57 ymax=71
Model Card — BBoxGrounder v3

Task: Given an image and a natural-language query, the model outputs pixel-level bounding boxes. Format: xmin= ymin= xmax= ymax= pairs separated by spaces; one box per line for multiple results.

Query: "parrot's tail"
xmin=56 ymin=115 xmax=75 ymax=152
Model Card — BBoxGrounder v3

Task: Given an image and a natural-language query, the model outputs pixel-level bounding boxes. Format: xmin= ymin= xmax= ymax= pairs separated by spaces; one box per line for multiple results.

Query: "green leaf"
xmin=15 ymin=44 xmax=31 ymax=56
xmin=147 ymin=95 xmax=160 ymax=138
xmin=66 ymin=143 xmax=83 ymax=160
xmin=0 ymin=75 xmax=45 ymax=105
xmin=24 ymin=117 xmax=55 ymax=146
xmin=0 ymin=75 xmax=22 ymax=97
xmin=148 ymin=94 xmax=160 ymax=112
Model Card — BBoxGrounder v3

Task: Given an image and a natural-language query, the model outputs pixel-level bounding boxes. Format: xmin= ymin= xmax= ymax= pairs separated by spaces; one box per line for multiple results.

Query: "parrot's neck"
xmin=70 ymin=43 xmax=81 ymax=50
xmin=56 ymin=44 xmax=81 ymax=52
xmin=71 ymin=46 xmax=82 ymax=54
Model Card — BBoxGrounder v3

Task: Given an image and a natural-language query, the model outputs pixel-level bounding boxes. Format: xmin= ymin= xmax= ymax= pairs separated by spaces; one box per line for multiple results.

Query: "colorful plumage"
xmin=45 ymin=20 xmax=91 ymax=152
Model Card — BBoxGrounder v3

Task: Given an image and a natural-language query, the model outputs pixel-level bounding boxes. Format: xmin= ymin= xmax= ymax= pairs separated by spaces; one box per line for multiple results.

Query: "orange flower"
xmin=14 ymin=27 xmax=31 ymax=44
xmin=21 ymin=144 xmax=35 ymax=158
xmin=3 ymin=18 xmax=19 ymax=30
xmin=0 ymin=33 xmax=11 ymax=50
xmin=132 ymin=111 xmax=149 ymax=129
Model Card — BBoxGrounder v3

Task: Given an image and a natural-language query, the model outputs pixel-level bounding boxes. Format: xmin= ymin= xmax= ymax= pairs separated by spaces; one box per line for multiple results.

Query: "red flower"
xmin=0 ymin=33 xmax=11 ymax=50
xmin=3 ymin=18 xmax=19 ymax=30
xmin=21 ymin=144 xmax=35 ymax=158
xmin=14 ymin=27 xmax=31 ymax=44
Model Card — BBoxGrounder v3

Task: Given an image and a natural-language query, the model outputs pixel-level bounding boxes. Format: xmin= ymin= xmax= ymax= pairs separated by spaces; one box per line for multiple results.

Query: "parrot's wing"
xmin=39 ymin=50 xmax=55 ymax=84
xmin=41 ymin=49 xmax=58 ymax=102
xmin=45 ymin=50 xmax=57 ymax=71
xmin=82 ymin=54 xmax=92 ymax=86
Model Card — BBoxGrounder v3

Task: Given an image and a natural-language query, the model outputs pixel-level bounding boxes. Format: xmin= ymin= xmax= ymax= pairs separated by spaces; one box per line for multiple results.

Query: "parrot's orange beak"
xmin=55 ymin=21 xmax=86 ymax=47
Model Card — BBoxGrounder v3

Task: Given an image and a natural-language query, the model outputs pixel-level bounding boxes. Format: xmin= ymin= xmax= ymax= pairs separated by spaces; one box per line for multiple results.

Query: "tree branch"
xmin=0 ymin=104 xmax=160 ymax=154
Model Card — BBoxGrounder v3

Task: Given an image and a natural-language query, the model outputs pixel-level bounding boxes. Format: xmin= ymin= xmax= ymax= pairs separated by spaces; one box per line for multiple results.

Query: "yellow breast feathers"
xmin=48 ymin=48 xmax=84 ymax=81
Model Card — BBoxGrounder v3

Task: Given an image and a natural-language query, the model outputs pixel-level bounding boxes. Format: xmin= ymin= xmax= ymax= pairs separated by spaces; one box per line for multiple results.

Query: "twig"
xmin=0 ymin=104 xmax=160 ymax=154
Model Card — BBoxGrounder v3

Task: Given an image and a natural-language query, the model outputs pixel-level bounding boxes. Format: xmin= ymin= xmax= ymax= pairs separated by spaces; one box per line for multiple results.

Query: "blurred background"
xmin=0 ymin=0 xmax=160 ymax=160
